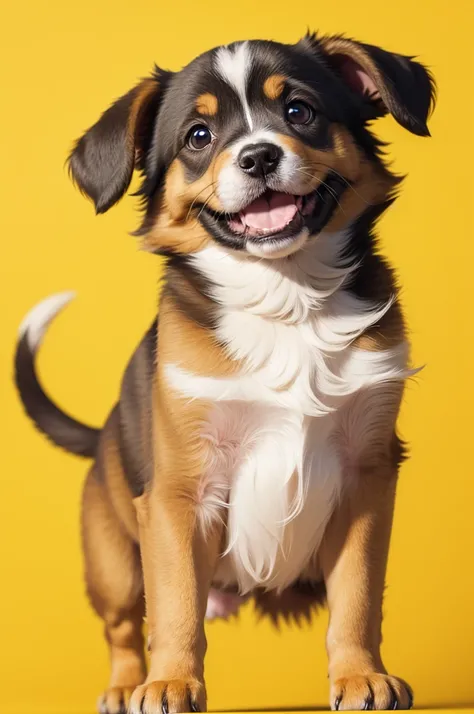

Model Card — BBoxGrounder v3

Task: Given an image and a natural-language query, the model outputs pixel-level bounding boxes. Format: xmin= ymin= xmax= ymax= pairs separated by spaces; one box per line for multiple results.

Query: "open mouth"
xmin=198 ymin=172 xmax=348 ymax=252
xmin=227 ymin=190 xmax=314 ymax=237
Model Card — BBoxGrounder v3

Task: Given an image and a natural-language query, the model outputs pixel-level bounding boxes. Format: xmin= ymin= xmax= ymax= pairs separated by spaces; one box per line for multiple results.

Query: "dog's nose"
xmin=238 ymin=142 xmax=282 ymax=178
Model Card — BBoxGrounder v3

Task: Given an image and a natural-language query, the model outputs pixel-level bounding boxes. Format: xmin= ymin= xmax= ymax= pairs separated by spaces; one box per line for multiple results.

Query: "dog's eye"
xmin=187 ymin=125 xmax=213 ymax=150
xmin=285 ymin=101 xmax=314 ymax=125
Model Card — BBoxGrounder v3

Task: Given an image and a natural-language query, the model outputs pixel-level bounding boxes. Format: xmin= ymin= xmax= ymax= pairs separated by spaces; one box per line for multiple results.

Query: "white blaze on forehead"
xmin=215 ymin=42 xmax=254 ymax=130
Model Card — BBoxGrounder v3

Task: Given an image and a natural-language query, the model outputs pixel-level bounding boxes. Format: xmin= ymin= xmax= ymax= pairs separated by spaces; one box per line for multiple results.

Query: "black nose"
xmin=238 ymin=142 xmax=282 ymax=178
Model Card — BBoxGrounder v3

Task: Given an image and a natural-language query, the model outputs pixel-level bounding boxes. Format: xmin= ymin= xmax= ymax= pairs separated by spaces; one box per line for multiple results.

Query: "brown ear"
xmin=315 ymin=34 xmax=436 ymax=137
xmin=68 ymin=70 xmax=169 ymax=213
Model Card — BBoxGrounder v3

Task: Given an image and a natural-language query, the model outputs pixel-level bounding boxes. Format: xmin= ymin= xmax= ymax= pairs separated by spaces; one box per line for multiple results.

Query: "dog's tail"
xmin=14 ymin=292 xmax=100 ymax=458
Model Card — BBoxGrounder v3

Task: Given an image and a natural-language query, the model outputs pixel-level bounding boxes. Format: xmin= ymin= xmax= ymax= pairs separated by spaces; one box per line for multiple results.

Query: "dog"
xmin=15 ymin=32 xmax=435 ymax=713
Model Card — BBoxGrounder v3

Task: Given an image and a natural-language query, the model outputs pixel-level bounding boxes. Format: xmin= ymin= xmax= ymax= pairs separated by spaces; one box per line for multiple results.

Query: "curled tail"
xmin=14 ymin=292 xmax=100 ymax=458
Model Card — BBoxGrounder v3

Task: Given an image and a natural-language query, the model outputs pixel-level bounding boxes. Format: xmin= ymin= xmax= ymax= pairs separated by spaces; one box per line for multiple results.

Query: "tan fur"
xmin=279 ymin=126 xmax=394 ymax=209
xmin=278 ymin=129 xmax=359 ymax=183
xmin=142 ymin=152 xmax=232 ymax=254
xmin=83 ymin=334 xmax=408 ymax=713
xmin=354 ymin=301 xmax=406 ymax=352
xmin=278 ymin=128 xmax=405 ymax=351
xmin=143 ymin=124 xmax=395 ymax=258
xmin=97 ymin=407 xmax=140 ymax=540
xmin=141 ymin=201 xmax=210 ymax=254
xmin=195 ymin=93 xmax=219 ymax=116
xmin=158 ymin=290 xmax=241 ymax=377
xmin=318 ymin=36 xmax=386 ymax=103
xmin=320 ymin=454 xmax=412 ymax=709
xmin=81 ymin=309 xmax=236 ymax=710
xmin=82 ymin=468 xmax=145 ymax=712
xmin=87 ymin=131 xmax=407 ymax=710
xmin=278 ymin=126 xmax=396 ymax=238
xmin=128 ymin=327 xmax=230 ymax=710
xmin=73 ymin=72 xmax=412 ymax=713
xmin=263 ymin=74 xmax=286 ymax=100
xmin=137 ymin=125 xmax=408 ymax=708
xmin=304 ymin=373 xmax=411 ymax=710
xmin=127 ymin=78 xmax=162 ymax=162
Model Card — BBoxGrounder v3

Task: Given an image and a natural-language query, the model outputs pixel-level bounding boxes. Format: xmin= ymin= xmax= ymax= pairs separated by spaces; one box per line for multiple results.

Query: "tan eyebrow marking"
xmin=195 ymin=93 xmax=219 ymax=116
xmin=263 ymin=74 xmax=287 ymax=100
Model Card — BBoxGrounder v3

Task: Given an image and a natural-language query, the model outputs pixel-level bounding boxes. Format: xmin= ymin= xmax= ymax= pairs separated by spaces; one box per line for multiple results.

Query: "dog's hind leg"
xmin=82 ymin=467 xmax=146 ymax=714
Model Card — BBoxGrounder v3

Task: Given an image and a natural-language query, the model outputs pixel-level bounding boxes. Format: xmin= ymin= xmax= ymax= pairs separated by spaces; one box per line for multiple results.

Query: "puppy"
xmin=15 ymin=33 xmax=435 ymax=713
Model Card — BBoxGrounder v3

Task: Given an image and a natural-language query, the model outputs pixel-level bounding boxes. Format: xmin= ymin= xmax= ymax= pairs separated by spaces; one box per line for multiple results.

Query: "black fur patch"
xmin=14 ymin=333 xmax=100 ymax=458
xmin=117 ymin=320 xmax=157 ymax=497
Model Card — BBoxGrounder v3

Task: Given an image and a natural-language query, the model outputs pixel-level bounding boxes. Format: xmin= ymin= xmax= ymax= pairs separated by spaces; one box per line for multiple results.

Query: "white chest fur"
xmin=165 ymin=233 xmax=412 ymax=594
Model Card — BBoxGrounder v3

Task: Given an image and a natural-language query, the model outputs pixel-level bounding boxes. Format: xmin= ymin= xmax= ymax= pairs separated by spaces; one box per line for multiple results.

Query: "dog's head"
xmin=69 ymin=34 xmax=435 ymax=259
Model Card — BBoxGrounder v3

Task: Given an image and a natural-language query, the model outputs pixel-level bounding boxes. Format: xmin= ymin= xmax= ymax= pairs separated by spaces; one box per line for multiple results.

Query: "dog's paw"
xmin=98 ymin=686 xmax=135 ymax=714
xmin=331 ymin=674 xmax=413 ymax=710
xmin=129 ymin=679 xmax=205 ymax=714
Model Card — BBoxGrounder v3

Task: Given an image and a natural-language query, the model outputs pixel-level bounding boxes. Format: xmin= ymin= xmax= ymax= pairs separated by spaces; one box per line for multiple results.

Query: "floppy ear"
xmin=315 ymin=34 xmax=436 ymax=136
xmin=68 ymin=70 xmax=168 ymax=213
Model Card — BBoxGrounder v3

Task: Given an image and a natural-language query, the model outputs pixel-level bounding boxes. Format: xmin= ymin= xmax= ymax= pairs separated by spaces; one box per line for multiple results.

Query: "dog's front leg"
xmin=130 ymin=479 xmax=222 ymax=714
xmin=321 ymin=457 xmax=413 ymax=711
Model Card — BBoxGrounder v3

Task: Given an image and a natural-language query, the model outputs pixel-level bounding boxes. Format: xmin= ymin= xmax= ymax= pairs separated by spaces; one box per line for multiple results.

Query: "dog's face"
xmin=69 ymin=34 xmax=435 ymax=259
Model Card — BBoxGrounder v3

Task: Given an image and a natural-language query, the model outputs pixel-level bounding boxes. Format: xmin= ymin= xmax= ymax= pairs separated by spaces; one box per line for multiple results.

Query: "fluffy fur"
xmin=14 ymin=32 xmax=436 ymax=714
xmin=18 ymin=291 xmax=76 ymax=351
xmin=166 ymin=230 xmax=412 ymax=592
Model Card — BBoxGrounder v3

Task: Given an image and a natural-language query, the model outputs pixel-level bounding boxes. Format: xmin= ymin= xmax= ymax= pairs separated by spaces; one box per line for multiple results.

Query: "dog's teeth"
xmin=296 ymin=196 xmax=303 ymax=210
xmin=227 ymin=213 xmax=246 ymax=234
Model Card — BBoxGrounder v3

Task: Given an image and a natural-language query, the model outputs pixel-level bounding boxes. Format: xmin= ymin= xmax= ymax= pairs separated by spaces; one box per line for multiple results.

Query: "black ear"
xmin=68 ymin=70 xmax=169 ymax=213
xmin=309 ymin=34 xmax=436 ymax=136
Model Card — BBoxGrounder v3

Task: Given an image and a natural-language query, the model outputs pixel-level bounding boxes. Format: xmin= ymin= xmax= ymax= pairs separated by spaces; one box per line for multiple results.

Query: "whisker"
xmin=186 ymin=181 xmax=217 ymax=222
xmin=301 ymin=162 xmax=371 ymax=206
xmin=295 ymin=169 xmax=347 ymax=216
xmin=196 ymin=190 xmax=217 ymax=220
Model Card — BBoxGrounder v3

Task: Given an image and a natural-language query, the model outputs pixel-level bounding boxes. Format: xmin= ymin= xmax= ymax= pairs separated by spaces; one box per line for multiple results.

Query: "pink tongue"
xmin=240 ymin=192 xmax=297 ymax=232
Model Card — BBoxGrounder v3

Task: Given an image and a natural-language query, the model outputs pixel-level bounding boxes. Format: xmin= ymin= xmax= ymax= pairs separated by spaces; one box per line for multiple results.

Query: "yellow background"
xmin=1 ymin=1 xmax=473 ymax=712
